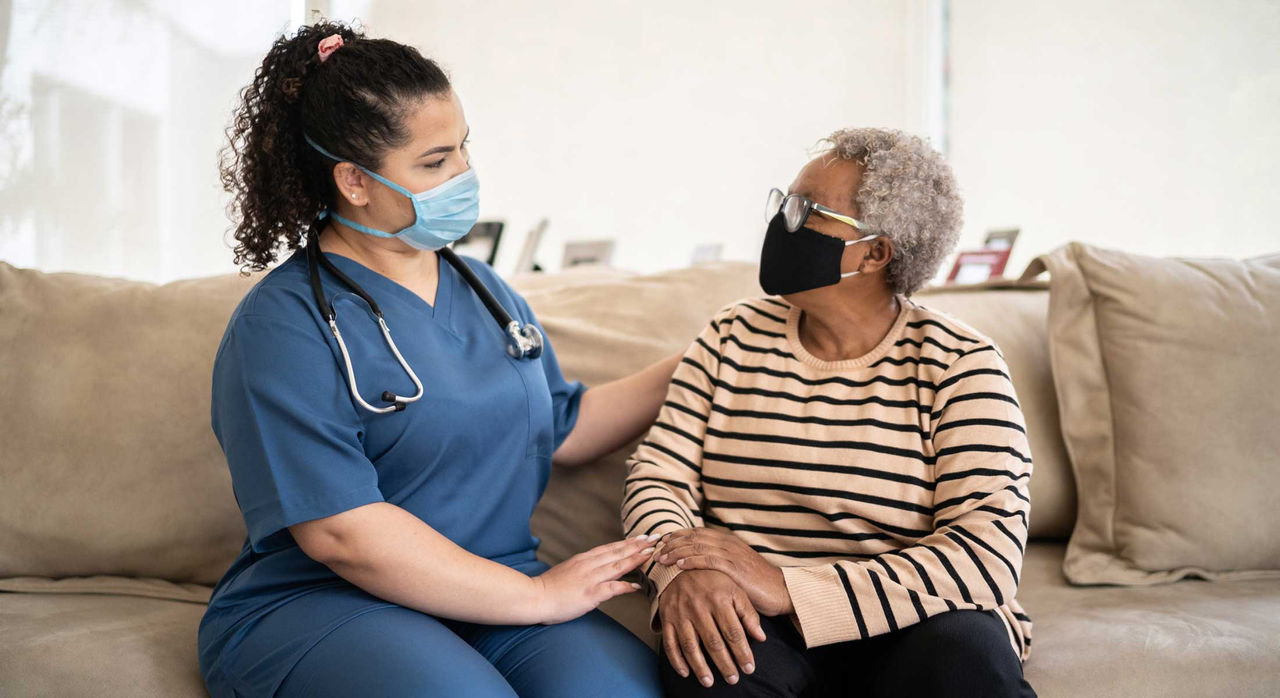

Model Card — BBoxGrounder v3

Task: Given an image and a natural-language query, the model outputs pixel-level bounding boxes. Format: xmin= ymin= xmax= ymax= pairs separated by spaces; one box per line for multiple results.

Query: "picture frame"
xmin=983 ymin=227 xmax=1020 ymax=250
xmin=945 ymin=248 xmax=1013 ymax=284
xmin=562 ymin=240 xmax=616 ymax=268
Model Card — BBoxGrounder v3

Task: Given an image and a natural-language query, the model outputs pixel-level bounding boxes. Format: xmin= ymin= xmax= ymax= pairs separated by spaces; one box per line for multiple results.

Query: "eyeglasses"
xmin=766 ymin=187 xmax=875 ymax=234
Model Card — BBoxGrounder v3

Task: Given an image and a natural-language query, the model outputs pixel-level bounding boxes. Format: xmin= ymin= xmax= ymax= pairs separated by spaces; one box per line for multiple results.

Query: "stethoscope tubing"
xmin=303 ymin=222 xmax=542 ymax=413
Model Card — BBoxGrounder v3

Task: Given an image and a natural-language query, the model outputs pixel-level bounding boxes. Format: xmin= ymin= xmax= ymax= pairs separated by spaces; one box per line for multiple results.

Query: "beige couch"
xmin=1 ymin=257 xmax=1277 ymax=697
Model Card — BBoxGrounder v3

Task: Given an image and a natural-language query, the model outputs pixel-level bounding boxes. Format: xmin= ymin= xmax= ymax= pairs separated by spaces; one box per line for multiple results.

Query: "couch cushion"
xmin=0 ymin=591 xmax=208 ymax=697
xmin=0 ymin=263 xmax=258 ymax=585
xmin=7 ymin=547 xmax=1275 ymax=698
xmin=0 ymin=574 xmax=211 ymax=603
xmin=1032 ymin=244 xmax=1280 ymax=585
xmin=1018 ymin=542 xmax=1280 ymax=697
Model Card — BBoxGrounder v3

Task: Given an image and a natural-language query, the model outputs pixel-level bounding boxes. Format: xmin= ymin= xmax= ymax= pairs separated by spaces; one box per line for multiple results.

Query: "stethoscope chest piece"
xmin=505 ymin=321 xmax=544 ymax=360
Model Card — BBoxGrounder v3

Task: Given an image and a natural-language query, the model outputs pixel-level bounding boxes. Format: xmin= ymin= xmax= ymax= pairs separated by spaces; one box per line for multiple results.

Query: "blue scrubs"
xmin=197 ymin=247 xmax=659 ymax=697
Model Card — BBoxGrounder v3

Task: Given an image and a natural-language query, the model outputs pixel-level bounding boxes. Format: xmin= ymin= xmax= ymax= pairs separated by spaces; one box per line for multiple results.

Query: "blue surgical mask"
xmin=304 ymin=134 xmax=479 ymax=250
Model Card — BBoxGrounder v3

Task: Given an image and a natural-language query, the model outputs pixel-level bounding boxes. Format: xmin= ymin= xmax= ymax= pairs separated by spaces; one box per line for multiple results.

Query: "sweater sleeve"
xmin=780 ymin=345 xmax=1033 ymax=648
xmin=621 ymin=312 xmax=726 ymax=631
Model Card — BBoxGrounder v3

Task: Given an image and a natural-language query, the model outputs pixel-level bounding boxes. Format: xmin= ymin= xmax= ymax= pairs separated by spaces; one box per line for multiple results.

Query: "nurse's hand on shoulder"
xmin=533 ymin=534 xmax=660 ymax=625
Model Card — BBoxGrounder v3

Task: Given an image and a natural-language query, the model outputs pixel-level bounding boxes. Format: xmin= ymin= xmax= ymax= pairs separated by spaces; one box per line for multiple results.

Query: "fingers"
xmin=662 ymin=621 xmax=691 ymax=680
xmin=678 ymin=619 xmax=716 ymax=688
xmin=662 ymin=527 xmax=725 ymax=546
xmin=735 ymin=592 xmax=767 ymax=644
xmin=595 ymin=545 xmax=658 ymax=579
xmin=657 ymin=539 xmax=724 ymax=565
xmin=712 ymin=601 xmax=755 ymax=678
xmin=662 ymin=528 xmax=696 ymax=544
xmin=577 ymin=536 xmax=662 ymax=585
xmin=579 ymin=536 xmax=654 ymax=570
xmin=586 ymin=535 xmax=658 ymax=562
xmin=672 ymin=554 xmax=730 ymax=576
xmin=594 ymin=579 xmax=642 ymax=604
xmin=693 ymin=605 xmax=741 ymax=685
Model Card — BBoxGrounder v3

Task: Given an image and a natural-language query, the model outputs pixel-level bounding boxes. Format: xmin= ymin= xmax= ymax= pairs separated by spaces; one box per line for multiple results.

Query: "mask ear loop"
xmin=839 ymin=233 xmax=880 ymax=278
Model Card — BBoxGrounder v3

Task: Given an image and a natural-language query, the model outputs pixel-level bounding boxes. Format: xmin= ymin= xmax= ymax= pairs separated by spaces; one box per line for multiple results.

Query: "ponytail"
xmin=219 ymin=20 xmax=451 ymax=273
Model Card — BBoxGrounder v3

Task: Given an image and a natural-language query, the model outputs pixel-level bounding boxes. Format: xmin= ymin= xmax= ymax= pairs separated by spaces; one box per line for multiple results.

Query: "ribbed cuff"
xmin=645 ymin=546 xmax=688 ymax=632
xmin=781 ymin=565 xmax=859 ymax=648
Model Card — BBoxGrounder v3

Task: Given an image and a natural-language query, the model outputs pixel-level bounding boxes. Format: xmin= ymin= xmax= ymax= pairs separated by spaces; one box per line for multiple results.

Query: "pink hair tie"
xmin=317 ymin=34 xmax=344 ymax=63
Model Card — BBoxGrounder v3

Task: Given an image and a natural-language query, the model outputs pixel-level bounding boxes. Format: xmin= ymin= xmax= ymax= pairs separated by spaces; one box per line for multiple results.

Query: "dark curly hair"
xmin=219 ymin=20 xmax=452 ymax=273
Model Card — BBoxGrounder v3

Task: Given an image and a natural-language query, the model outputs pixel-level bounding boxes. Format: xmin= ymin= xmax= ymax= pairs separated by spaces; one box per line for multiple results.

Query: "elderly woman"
xmin=622 ymin=128 xmax=1036 ymax=697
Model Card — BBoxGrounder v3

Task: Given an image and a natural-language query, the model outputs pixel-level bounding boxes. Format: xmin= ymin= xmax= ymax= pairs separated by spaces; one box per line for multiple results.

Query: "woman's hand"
xmin=656 ymin=528 xmax=795 ymax=616
xmin=658 ymin=569 xmax=766 ymax=688
xmin=532 ymin=535 xmax=659 ymax=624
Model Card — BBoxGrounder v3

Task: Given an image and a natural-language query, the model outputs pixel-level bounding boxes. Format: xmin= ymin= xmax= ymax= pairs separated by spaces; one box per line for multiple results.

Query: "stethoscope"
xmin=305 ymin=224 xmax=544 ymax=414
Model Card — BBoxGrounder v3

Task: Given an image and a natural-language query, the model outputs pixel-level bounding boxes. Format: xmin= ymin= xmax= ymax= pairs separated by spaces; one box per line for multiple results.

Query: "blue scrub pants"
xmin=274 ymin=605 xmax=661 ymax=697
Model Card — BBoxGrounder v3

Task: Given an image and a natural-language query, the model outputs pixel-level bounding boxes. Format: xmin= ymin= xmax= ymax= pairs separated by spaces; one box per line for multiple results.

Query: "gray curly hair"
xmin=821 ymin=128 xmax=963 ymax=296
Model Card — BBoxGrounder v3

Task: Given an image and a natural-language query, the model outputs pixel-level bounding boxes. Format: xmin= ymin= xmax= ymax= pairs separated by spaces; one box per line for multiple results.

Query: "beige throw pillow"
xmin=0 ymin=262 xmax=258 ymax=586
xmin=1031 ymin=243 xmax=1280 ymax=585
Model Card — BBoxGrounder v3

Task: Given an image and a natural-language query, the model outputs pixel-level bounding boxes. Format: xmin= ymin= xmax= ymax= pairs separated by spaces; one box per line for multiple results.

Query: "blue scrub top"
xmin=197 ymin=246 xmax=587 ymax=695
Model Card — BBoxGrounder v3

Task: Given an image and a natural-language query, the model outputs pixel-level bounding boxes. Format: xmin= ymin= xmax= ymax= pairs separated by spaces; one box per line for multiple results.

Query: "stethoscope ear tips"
xmin=380 ymin=391 xmax=408 ymax=410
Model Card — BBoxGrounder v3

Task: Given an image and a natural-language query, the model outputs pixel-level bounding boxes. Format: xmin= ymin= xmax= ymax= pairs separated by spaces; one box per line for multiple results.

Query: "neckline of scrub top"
xmin=318 ymin=249 xmax=455 ymax=330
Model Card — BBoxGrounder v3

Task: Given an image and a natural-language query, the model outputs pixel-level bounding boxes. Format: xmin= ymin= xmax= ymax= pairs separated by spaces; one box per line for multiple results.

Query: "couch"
xmin=1 ymin=255 xmax=1277 ymax=697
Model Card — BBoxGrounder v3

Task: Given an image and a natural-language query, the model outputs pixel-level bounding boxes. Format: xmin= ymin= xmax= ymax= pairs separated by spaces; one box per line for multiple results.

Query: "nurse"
xmin=198 ymin=21 xmax=670 ymax=697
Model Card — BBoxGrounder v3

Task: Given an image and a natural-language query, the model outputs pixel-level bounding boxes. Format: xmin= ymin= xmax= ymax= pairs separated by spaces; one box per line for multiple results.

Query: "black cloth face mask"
xmin=758 ymin=212 xmax=878 ymax=296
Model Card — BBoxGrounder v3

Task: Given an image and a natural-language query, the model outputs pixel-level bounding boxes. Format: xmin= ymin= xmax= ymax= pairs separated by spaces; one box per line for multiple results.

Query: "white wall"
xmin=360 ymin=0 xmax=931 ymax=274
xmin=948 ymin=0 xmax=1280 ymax=277
xmin=6 ymin=2 xmax=1274 ymax=283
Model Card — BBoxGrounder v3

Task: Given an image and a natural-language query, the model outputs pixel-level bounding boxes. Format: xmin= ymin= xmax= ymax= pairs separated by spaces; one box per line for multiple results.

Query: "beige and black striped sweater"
xmin=622 ymin=294 xmax=1033 ymax=662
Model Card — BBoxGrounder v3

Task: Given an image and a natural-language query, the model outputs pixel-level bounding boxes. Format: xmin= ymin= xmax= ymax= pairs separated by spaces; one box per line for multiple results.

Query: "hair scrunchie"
xmin=317 ymin=34 xmax=344 ymax=63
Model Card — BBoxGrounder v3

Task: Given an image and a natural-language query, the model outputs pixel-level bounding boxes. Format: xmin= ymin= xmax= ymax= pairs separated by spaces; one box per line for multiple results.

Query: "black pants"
xmin=660 ymin=609 xmax=1036 ymax=698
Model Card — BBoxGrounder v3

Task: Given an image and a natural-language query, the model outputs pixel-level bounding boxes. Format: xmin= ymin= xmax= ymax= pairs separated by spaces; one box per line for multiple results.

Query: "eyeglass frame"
xmin=766 ymin=187 xmax=877 ymax=237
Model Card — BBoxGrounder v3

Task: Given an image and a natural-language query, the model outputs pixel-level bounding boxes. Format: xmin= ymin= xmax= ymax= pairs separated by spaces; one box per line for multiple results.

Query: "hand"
xmin=533 ymin=535 xmax=658 ymax=624
xmin=657 ymin=569 xmax=767 ymax=688
xmin=657 ymin=528 xmax=794 ymax=616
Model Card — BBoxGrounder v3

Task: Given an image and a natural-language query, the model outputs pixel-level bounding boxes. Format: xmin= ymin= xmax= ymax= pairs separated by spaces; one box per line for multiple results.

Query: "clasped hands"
xmin=650 ymin=527 xmax=796 ymax=688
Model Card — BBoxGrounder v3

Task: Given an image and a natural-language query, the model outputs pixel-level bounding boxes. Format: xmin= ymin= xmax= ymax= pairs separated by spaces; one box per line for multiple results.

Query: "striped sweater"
xmin=622 ymin=294 xmax=1033 ymax=662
